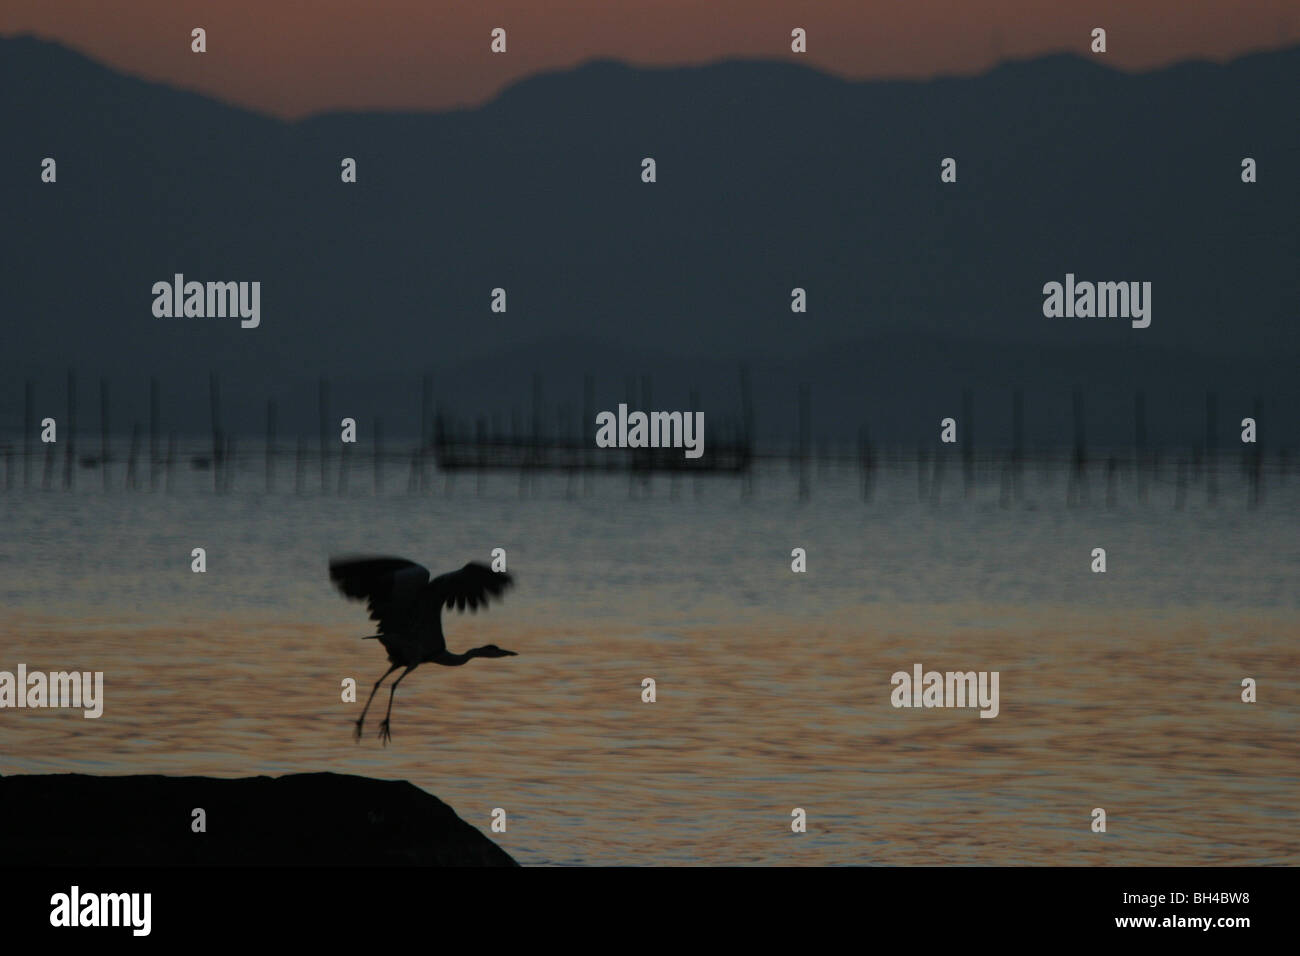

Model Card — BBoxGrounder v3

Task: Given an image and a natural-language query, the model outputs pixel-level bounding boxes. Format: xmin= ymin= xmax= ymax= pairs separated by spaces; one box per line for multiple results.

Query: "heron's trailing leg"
xmin=378 ymin=666 xmax=415 ymax=746
xmin=355 ymin=664 xmax=400 ymax=742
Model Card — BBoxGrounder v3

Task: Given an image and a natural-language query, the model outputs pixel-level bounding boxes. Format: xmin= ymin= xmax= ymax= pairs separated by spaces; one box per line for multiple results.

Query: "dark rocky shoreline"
xmin=0 ymin=771 xmax=517 ymax=866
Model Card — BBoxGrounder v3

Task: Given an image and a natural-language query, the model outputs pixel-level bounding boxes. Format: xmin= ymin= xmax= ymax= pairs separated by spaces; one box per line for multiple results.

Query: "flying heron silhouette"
xmin=329 ymin=556 xmax=516 ymax=744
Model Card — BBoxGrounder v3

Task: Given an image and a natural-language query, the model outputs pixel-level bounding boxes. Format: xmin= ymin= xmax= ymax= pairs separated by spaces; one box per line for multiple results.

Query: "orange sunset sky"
xmin=4 ymin=0 xmax=1297 ymax=117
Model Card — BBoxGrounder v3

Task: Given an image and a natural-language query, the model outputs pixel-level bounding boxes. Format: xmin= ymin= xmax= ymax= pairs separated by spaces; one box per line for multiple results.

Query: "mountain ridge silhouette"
xmin=2 ymin=36 xmax=1296 ymax=443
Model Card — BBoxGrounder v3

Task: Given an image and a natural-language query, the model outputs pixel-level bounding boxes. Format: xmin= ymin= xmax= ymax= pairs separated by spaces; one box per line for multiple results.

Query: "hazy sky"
xmin=4 ymin=0 xmax=1297 ymax=117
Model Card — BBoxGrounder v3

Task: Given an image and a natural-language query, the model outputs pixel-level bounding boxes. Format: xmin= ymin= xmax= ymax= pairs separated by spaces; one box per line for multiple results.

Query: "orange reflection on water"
xmin=2 ymin=603 xmax=1296 ymax=865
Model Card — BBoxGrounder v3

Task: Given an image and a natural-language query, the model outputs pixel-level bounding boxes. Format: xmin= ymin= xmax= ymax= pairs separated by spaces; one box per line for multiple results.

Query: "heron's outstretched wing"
xmin=426 ymin=562 xmax=514 ymax=613
xmin=328 ymin=556 xmax=431 ymax=634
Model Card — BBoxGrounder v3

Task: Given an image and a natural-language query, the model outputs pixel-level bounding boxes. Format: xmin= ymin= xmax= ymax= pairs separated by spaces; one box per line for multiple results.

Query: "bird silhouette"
xmin=329 ymin=556 xmax=516 ymax=744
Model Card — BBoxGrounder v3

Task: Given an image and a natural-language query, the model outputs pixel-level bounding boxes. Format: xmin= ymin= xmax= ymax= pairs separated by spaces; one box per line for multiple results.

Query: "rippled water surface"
xmin=2 ymin=458 xmax=1297 ymax=864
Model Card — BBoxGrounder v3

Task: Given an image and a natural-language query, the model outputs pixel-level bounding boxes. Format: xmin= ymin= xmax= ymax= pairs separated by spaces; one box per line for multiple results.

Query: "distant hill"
xmin=1 ymin=37 xmax=1296 ymax=446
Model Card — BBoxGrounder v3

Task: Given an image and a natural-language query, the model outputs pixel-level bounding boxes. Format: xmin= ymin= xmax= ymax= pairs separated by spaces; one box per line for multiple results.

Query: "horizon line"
xmin=4 ymin=31 xmax=1298 ymax=122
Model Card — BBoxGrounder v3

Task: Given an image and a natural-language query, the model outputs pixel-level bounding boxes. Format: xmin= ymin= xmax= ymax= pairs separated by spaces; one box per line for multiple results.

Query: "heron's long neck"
xmin=434 ymin=649 xmax=474 ymax=666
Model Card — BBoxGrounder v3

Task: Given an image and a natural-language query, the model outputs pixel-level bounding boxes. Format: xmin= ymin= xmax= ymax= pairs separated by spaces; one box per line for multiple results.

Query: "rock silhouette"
xmin=0 ymin=771 xmax=517 ymax=866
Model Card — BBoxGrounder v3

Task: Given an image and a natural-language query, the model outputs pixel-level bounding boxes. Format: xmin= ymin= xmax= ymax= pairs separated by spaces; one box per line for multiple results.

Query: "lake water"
xmin=2 ymin=452 xmax=1297 ymax=865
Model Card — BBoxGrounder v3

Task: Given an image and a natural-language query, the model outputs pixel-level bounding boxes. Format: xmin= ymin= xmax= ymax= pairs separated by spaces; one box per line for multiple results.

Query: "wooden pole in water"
xmin=265 ymin=399 xmax=277 ymax=493
xmin=859 ymin=425 xmax=874 ymax=502
xmin=318 ymin=377 xmax=330 ymax=493
xmin=209 ymin=372 xmax=222 ymax=494
xmin=23 ymin=381 xmax=34 ymax=490
xmin=338 ymin=431 xmax=350 ymax=495
xmin=798 ymin=384 xmax=810 ymax=501
xmin=929 ymin=440 xmax=945 ymax=506
xmin=475 ymin=417 xmax=486 ymax=496
xmin=437 ymin=405 xmax=454 ymax=498
xmin=43 ymin=433 xmax=55 ymax=490
xmin=223 ymin=434 xmax=235 ymax=493
xmin=512 ymin=405 xmax=526 ymax=497
xmin=640 ymin=375 xmax=653 ymax=498
xmin=1012 ymin=387 xmax=1024 ymax=501
xmin=126 ymin=423 xmax=141 ymax=490
xmin=531 ymin=372 xmax=544 ymax=498
xmin=420 ymin=374 xmax=430 ymax=449
xmin=1134 ymin=389 xmax=1148 ymax=505
xmin=740 ymin=365 xmax=754 ymax=499
xmin=917 ymin=443 xmax=930 ymax=502
xmin=100 ymin=378 xmax=110 ymax=491
xmin=441 ymin=412 xmax=455 ymax=499
xmin=690 ymin=386 xmax=702 ymax=498
xmin=1248 ymin=396 xmax=1263 ymax=507
xmin=150 ymin=377 xmax=160 ymax=492
xmin=625 ymin=377 xmax=636 ymax=499
xmin=1069 ymin=387 xmax=1087 ymax=506
xmin=1205 ymin=391 xmax=1218 ymax=506
xmin=64 ymin=368 xmax=76 ymax=491
xmin=584 ymin=374 xmax=595 ymax=497
xmin=562 ymin=402 xmax=578 ymax=499
xmin=165 ymin=432 xmax=176 ymax=493
xmin=420 ymin=373 xmax=431 ymax=493
xmin=962 ymin=386 xmax=974 ymax=498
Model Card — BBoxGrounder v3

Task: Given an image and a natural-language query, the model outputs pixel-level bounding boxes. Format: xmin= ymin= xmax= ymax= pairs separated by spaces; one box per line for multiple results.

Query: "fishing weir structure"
xmin=0 ymin=370 xmax=1284 ymax=507
xmin=430 ymin=415 xmax=752 ymax=473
